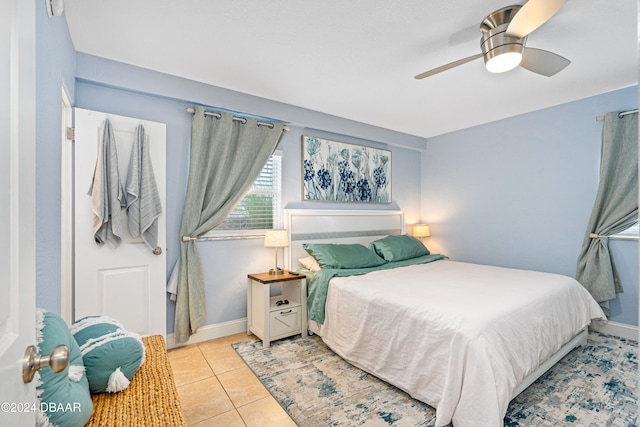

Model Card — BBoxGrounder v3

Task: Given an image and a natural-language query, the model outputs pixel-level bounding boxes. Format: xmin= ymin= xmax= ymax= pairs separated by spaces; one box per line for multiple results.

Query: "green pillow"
xmin=36 ymin=309 xmax=93 ymax=427
xmin=369 ymin=234 xmax=430 ymax=262
xmin=71 ymin=316 xmax=145 ymax=394
xmin=303 ymin=243 xmax=386 ymax=269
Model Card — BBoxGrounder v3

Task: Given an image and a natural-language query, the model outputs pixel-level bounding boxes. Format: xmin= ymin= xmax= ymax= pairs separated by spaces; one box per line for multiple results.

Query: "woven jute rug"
xmin=234 ymin=331 xmax=637 ymax=426
xmin=86 ymin=335 xmax=186 ymax=427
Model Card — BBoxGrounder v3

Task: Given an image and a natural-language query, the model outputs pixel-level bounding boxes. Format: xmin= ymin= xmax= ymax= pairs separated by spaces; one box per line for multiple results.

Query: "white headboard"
xmin=284 ymin=209 xmax=405 ymax=270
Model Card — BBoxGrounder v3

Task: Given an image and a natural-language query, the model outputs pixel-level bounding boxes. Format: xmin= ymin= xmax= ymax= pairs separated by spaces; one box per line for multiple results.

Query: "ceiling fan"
xmin=415 ymin=0 xmax=570 ymax=79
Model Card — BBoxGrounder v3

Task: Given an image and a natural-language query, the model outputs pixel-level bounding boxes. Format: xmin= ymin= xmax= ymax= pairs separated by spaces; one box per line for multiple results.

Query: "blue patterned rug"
xmin=233 ymin=331 xmax=637 ymax=426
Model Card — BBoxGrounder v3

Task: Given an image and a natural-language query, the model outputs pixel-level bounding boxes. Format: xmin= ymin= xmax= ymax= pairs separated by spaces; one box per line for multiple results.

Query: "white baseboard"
xmin=592 ymin=320 xmax=638 ymax=341
xmin=166 ymin=318 xmax=248 ymax=349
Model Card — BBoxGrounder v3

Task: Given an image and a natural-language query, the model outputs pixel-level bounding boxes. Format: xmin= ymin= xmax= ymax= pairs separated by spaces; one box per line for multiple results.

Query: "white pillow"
xmin=298 ymin=256 xmax=321 ymax=272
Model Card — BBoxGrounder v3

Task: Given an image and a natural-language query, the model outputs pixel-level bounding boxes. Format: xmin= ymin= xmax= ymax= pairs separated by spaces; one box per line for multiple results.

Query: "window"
xmin=204 ymin=151 xmax=282 ymax=239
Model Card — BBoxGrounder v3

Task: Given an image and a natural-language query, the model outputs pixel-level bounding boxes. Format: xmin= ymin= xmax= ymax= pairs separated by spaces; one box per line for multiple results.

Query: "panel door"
xmin=74 ymin=108 xmax=166 ymax=337
xmin=0 ymin=0 xmax=36 ymax=424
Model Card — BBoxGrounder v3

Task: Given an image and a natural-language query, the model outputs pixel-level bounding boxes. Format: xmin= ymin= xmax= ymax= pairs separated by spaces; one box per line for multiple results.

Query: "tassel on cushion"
xmin=68 ymin=365 xmax=85 ymax=383
xmin=105 ymin=368 xmax=130 ymax=393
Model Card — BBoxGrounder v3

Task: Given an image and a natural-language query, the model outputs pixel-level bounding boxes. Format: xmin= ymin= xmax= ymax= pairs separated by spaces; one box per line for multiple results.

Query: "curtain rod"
xmin=182 ymin=234 xmax=264 ymax=242
xmin=595 ymin=108 xmax=638 ymax=122
xmin=186 ymin=107 xmax=290 ymax=131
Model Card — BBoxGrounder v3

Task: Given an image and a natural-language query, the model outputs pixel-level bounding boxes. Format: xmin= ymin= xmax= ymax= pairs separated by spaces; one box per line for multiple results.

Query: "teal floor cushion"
xmin=35 ymin=308 xmax=93 ymax=427
xmin=70 ymin=316 xmax=145 ymax=394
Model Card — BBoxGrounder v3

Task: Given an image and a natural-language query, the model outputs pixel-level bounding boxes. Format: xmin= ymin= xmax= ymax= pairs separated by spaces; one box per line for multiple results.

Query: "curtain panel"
xmin=576 ymin=111 xmax=638 ymax=305
xmin=173 ymin=107 xmax=285 ymax=343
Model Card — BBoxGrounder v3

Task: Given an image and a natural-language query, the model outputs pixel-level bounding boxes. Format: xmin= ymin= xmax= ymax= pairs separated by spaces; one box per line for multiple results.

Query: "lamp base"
xmin=269 ymin=267 xmax=285 ymax=275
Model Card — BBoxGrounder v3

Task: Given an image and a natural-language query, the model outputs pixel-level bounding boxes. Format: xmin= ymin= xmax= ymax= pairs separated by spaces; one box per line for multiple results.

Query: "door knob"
xmin=22 ymin=344 xmax=69 ymax=384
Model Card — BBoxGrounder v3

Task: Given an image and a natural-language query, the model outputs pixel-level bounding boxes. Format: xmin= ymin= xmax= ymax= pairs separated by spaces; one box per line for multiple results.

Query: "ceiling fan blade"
xmin=414 ymin=53 xmax=483 ymax=79
xmin=519 ymin=47 xmax=570 ymax=77
xmin=506 ymin=0 xmax=565 ymax=38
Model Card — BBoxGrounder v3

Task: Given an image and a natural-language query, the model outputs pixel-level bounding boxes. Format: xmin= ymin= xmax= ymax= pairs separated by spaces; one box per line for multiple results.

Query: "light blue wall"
xmin=35 ymin=0 xmax=76 ymax=311
xmin=34 ymin=2 xmax=638 ymax=331
xmin=74 ymin=54 xmax=425 ymax=334
xmin=422 ymin=86 xmax=638 ymax=326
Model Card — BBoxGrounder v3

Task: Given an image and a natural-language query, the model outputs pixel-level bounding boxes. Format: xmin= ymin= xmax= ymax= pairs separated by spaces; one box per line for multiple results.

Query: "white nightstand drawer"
xmin=269 ymin=306 xmax=301 ymax=337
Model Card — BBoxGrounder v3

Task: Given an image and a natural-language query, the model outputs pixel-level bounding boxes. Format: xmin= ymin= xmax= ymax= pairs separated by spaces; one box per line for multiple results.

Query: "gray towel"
xmin=88 ymin=119 xmax=126 ymax=247
xmin=166 ymin=259 xmax=179 ymax=300
xmin=126 ymin=124 xmax=162 ymax=250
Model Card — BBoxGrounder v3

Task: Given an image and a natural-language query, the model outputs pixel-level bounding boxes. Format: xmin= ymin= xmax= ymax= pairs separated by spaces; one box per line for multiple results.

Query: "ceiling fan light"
xmin=485 ymin=51 xmax=523 ymax=73
xmin=481 ymin=22 xmax=525 ymax=74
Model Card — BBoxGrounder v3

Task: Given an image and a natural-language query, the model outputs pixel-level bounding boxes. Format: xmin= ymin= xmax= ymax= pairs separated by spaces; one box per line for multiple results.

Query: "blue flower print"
xmin=373 ymin=166 xmax=386 ymax=189
xmin=304 ymin=159 xmax=315 ymax=182
xmin=340 ymin=170 xmax=355 ymax=195
xmin=356 ymin=178 xmax=372 ymax=201
xmin=317 ymin=168 xmax=332 ymax=190
xmin=303 ymin=136 xmax=390 ymax=203
xmin=338 ymin=161 xmax=351 ymax=181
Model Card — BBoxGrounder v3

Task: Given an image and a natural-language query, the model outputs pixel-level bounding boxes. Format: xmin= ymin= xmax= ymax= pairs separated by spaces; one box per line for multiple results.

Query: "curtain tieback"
xmin=182 ymin=236 xmax=197 ymax=242
xmin=589 ymin=232 xmax=608 ymax=239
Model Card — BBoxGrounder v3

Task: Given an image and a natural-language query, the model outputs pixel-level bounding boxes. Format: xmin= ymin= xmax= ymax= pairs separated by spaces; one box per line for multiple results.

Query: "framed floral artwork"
xmin=302 ymin=135 xmax=391 ymax=203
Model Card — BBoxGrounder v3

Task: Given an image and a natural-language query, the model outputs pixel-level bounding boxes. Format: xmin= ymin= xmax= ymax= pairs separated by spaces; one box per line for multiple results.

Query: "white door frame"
xmin=60 ymin=86 xmax=73 ymax=324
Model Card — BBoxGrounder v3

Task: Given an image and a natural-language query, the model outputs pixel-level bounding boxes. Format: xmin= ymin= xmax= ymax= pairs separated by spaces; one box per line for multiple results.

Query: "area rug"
xmin=233 ymin=331 xmax=637 ymax=426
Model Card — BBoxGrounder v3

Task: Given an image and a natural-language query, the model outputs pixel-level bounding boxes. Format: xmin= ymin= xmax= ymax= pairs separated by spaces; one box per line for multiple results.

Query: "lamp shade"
xmin=264 ymin=229 xmax=288 ymax=248
xmin=413 ymin=224 xmax=431 ymax=238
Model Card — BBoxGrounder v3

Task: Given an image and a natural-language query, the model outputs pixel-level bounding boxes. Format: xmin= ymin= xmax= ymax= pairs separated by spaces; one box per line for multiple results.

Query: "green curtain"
xmin=576 ymin=111 xmax=638 ymax=305
xmin=173 ymin=107 xmax=285 ymax=343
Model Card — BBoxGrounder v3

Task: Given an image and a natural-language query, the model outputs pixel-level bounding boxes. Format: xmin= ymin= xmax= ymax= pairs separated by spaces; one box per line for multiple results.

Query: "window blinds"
xmin=209 ymin=151 xmax=282 ymax=236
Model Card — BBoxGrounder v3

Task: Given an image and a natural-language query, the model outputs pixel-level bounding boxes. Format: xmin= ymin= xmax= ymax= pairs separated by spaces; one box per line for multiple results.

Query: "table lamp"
xmin=413 ymin=224 xmax=431 ymax=242
xmin=264 ymin=229 xmax=288 ymax=275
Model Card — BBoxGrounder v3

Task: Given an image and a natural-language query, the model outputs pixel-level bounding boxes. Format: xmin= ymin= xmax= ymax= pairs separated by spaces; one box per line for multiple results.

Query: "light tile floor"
xmin=168 ymin=333 xmax=297 ymax=427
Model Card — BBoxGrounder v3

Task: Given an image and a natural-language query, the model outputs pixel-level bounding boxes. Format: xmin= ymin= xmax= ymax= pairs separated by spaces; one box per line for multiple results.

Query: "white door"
xmin=0 ymin=0 xmax=36 ymax=424
xmin=74 ymin=108 xmax=167 ymax=337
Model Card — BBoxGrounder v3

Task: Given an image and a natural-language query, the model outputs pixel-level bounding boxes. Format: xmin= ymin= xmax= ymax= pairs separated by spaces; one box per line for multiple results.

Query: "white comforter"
xmin=317 ymin=260 xmax=605 ymax=427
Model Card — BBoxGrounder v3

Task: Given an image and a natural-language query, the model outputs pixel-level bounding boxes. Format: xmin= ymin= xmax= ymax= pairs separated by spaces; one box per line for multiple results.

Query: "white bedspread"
xmin=317 ymin=260 xmax=605 ymax=427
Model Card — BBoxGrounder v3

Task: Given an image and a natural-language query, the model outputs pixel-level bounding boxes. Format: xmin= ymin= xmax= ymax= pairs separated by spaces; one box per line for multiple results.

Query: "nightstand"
xmin=247 ymin=271 xmax=308 ymax=348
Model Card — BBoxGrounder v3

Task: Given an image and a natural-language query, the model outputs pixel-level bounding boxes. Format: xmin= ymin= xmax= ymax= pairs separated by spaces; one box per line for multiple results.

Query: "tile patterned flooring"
xmin=168 ymin=333 xmax=296 ymax=427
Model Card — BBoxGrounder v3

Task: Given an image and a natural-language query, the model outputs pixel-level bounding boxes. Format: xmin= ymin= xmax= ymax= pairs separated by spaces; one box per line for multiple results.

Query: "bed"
xmin=283 ymin=209 xmax=606 ymax=427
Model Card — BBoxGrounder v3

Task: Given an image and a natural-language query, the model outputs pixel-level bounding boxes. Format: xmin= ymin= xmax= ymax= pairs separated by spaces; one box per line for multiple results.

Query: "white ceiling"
xmin=63 ymin=0 xmax=637 ymax=139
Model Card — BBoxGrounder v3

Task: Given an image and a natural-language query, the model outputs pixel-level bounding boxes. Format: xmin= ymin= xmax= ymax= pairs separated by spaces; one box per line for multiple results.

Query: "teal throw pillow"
xmin=369 ymin=234 xmax=430 ymax=262
xmin=71 ymin=316 xmax=145 ymax=394
xmin=303 ymin=243 xmax=386 ymax=269
xmin=35 ymin=309 xmax=93 ymax=427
